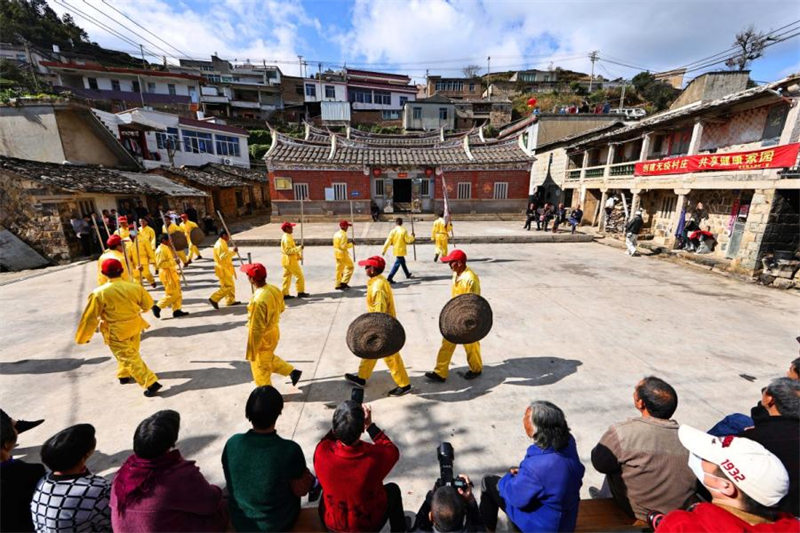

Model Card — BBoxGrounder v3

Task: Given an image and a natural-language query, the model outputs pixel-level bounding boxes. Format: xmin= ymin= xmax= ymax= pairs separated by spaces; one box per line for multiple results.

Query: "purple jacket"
xmin=110 ymin=450 xmax=228 ymax=532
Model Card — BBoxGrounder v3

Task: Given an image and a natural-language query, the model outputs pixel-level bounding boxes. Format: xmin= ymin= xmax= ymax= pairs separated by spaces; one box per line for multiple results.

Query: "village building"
xmin=344 ymin=69 xmax=417 ymax=126
xmin=426 ymin=76 xmax=483 ymax=99
xmin=265 ymin=124 xmax=534 ymax=216
xmin=560 ymin=72 xmax=800 ymax=276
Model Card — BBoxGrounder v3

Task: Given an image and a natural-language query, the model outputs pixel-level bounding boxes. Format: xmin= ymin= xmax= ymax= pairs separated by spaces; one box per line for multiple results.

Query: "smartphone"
xmin=351 ymin=387 xmax=364 ymax=404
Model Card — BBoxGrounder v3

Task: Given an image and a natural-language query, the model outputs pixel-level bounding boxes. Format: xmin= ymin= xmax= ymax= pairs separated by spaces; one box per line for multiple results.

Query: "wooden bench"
xmin=575 ymin=498 xmax=646 ymax=532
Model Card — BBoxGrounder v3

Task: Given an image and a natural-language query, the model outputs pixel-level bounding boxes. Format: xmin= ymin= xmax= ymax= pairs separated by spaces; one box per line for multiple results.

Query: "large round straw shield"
xmin=346 ymin=312 xmax=406 ymax=359
xmin=169 ymin=230 xmax=188 ymax=250
xmin=439 ymin=293 xmax=493 ymax=344
xmin=189 ymin=227 xmax=206 ymax=246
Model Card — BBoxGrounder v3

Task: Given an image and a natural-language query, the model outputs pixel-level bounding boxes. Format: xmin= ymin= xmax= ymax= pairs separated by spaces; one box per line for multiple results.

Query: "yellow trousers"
xmin=358 ymin=352 xmax=410 ymax=387
xmin=157 ymin=270 xmax=182 ymax=310
xmin=250 ymin=328 xmax=294 ymax=386
xmin=189 ymin=244 xmax=201 ymax=259
xmin=434 ymin=339 xmax=482 ymax=378
xmin=434 ymin=235 xmax=449 ymax=257
xmin=107 ymin=334 xmax=158 ymax=389
xmin=176 ymin=249 xmax=189 ymax=265
xmin=282 ymin=258 xmax=305 ymax=294
xmin=335 ymin=254 xmax=354 ymax=286
xmin=211 ymin=271 xmax=236 ymax=305
xmin=133 ymin=265 xmax=155 ymax=285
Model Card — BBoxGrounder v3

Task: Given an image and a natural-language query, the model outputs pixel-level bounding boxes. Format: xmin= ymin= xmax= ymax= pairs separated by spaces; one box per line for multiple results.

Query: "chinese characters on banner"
xmin=634 ymin=143 xmax=800 ymax=176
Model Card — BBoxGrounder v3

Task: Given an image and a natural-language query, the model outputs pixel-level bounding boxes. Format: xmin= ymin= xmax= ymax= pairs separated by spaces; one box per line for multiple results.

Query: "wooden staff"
xmin=216 ymin=210 xmax=243 ymax=278
xmin=132 ymin=229 xmax=144 ymax=287
xmin=91 ymin=216 xmax=106 ymax=252
xmin=299 ymin=197 xmax=305 ymax=266
xmin=349 ymin=200 xmax=356 ymax=261
xmin=160 ymin=210 xmax=188 ymax=288
xmin=410 ymin=216 xmax=417 ymax=261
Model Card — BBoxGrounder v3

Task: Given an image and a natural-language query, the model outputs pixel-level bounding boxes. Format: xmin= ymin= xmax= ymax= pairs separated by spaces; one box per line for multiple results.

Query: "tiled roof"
xmin=40 ymin=61 xmax=204 ymax=81
xmin=116 ymin=172 xmax=207 ymax=197
xmin=0 ymin=156 xmax=158 ymax=194
xmin=151 ymin=166 xmax=246 ymax=187
xmin=178 ymin=117 xmax=248 ymax=136
xmin=568 ymin=74 xmax=800 ymax=149
xmin=204 ymin=163 xmax=268 ymax=183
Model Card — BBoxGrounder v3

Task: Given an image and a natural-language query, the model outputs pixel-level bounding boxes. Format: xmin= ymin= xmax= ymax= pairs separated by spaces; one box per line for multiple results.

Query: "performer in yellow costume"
xmin=241 ymin=263 xmax=302 ymax=387
xmin=280 ymin=221 xmax=308 ymax=298
xmin=425 ymin=249 xmax=482 ymax=382
xmin=96 ymin=235 xmax=130 ymax=285
xmin=179 ymin=213 xmax=202 ymax=260
xmin=152 ymin=234 xmax=189 ymax=319
xmin=431 ymin=212 xmax=453 ymax=263
xmin=75 ymin=258 xmax=162 ymax=397
xmin=344 ymin=255 xmax=411 ymax=397
xmin=161 ymin=214 xmax=190 ymax=266
xmin=208 ymin=230 xmax=240 ymax=308
xmin=333 ymin=220 xmax=354 ymax=290
xmin=137 ymin=218 xmax=157 ymax=272
xmin=127 ymin=229 xmax=156 ymax=288
xmin=113 ymin=216 xmax=131 ymax=240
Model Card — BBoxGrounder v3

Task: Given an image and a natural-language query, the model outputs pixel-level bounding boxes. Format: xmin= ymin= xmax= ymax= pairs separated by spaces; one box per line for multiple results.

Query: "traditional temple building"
xmin=264 ymin=123 xmax=534 ymax=215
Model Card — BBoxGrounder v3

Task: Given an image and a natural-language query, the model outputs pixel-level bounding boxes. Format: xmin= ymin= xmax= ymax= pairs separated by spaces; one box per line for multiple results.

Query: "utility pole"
xmin=298 ymin=55 xmax=304 ymax=77
xmin=318 ymin=62 xmax=322 ymax=100
xmin=139 ymin=44 xmax=147 ymax=69
xmin=619 ymin=81 xmax=626 ymax=110
xmin=22 ymin=40 xmax=40 ymax=92
xmin=487 ymin=56 xmax=491 ymax=75
xmin=588 ymin=50 xmax=598 ymax=93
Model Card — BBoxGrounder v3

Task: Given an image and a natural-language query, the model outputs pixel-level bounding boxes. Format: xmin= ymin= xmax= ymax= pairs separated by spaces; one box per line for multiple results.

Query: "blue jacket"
xmin=498 ymin=436 xmax=585 ymax=532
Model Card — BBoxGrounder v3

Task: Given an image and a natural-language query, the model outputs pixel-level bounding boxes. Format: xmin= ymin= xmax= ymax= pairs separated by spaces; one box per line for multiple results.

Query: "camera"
xmin=646 ymin=510 xmax=665 ymax=530
xmin=436 ymin=442 xmax=467 ymax=490
xmin=350 ymin=387 xmax=364 ymax=404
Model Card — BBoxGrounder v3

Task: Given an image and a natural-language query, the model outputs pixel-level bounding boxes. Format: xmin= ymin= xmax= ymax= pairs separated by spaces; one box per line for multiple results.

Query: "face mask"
xmin=688 ymin=454 xmax=728 ymax=494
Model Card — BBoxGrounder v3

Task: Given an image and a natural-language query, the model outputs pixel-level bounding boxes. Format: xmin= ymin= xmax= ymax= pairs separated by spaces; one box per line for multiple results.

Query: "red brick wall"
xmin=433 ymin=170 xmax=529 ymax=199
xmin=269 ymin=170 xmax=370 ymax=201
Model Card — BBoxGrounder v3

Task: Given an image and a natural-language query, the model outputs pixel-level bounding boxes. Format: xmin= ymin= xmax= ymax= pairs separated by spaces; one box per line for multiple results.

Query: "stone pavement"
xmin=1 ymin=239 xmax=796 ymax=520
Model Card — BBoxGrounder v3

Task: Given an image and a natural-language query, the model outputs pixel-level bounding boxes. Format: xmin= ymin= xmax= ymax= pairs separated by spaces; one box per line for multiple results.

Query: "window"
xmin=111 ymin=79 xmax=120 ymax=91
xmin=469 ymin=82 xmax=475 ymax=92
xmin=349 ymin=88 xmax=373 ymax=104
xmin=762 ymin=104 xmax=788 ymax=142
xmin=325 ymin=85 xmax=335 ymax=98
xmin=382 ymin=110 xmax=401 ymax=120
xmin=439 ymin=108 xmax=448 ymax=120
xmin=206 ymin=74 xmax=221 ymax=83
xmin=87 ymin=77 xmax=98 ymax=90
xmin=147 ymin=82 xmax=156 ymax=93
xmin=420 ymin=179 xmax=430 ymax=197
xmin=305 ymin=84 xmax=316 ymax=97
xmin=374 ymin=179 xmax=384 ymax=197
xmin=295 ymin=84 xmax=304 ymax=96
xmin=435 ymin=80 xmax=464 ymax=92
xmin=132 ymin=80 xmax=140 ymax=93
xmin=493 ymin=182 xmax=508 ymax=199
xmin=216 ymin=134 xmax=241 ymax=157
xmin=457 ymin=182 xmax=471 ymax=199
xmin=332 ymin=182 xmax=348 ymax=201
xmin=399 ymin=96 xmax=408 ymax=107
xmin=168 ymin=84 xmax=176 ymax=96
xmin=200 ymin=65 xmax=215 ymax=72
xmin=413 ymin=107 xmax=422 ymax=120
xmin=182 ymin=130 xmax=214 ymax=154
xmin=293 ymin=183 xmax=309 ymax=200
xmin=374 ymin=91 xmax=391 ymax=105
xmin=156 ymin=127 xmax=180 ymax=151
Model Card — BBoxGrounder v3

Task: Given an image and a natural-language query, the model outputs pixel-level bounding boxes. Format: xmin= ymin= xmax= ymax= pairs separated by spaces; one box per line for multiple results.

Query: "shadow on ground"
xmin=156 ymin=360 xmax=253 ymax=397
xmin=144 ymin=320 xmax=246 ymax=338
xmin=0 ymin=357 xmax=110 ymax=375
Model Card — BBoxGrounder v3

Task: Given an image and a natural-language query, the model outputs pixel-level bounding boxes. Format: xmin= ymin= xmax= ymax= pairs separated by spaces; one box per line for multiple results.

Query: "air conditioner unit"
xmin=222 ymin=158 xmax=232 ymax=165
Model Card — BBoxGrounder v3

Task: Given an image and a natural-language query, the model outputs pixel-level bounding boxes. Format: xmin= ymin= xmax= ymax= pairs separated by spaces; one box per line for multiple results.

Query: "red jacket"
xmin=313 ymin=426 xmax=399 ymax=532
xmin=657 ymin=503 xmax=800 ymax=532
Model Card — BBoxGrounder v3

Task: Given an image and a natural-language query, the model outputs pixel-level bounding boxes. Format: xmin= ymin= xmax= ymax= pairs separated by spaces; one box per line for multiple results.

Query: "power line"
xmin=98 ymin=0 xmax=192 ymax=59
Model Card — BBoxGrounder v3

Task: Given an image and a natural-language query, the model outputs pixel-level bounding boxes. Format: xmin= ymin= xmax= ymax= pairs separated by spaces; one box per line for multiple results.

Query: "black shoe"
xmin=229 ymin=301 xmax=242 ymax=306
xmin=335 ymin=284 xmax=343 ymax=290
xmin=388 ymin=279 xmax=396 ymax=284
xmin=344 ymin=373 xmax=366 ymax=387
xmin=290 ymin=369 xmax=302 ymax=386
xmin=424 ymin=371 xmax=446 ymax=383
xmin=151 ymin=304 xmax=161 ymax=318
xmin=119 ymin=377 xmax=134 ymax=385
xmin=406 ymin=273 xmax=413 ymax=279
xmin=434 ymin=255 xmax=439 ymax=262
xmin=283 ymin=294 xmax=295 ymax=299
xmin=297 ymin=292 xmax=310 ymax=297
xmin=463 ymin=370 xmax=482 ymax=380
xmin=173 ymin=309 xmax=189 ymax=318
xmin=208 ymin=298 xmax=219 ymax=310
xmin=387 ymin=385 xmax=411 ymax=397
xmin=144 ymin=382 xmax=162 ymax=397
xmin=14 ymin=419 xmax=44 ymax=433
xmin=340 ymin=283 xmax=350 ymax=289
xmin=197 ymin=255 xmax=203 ymax=259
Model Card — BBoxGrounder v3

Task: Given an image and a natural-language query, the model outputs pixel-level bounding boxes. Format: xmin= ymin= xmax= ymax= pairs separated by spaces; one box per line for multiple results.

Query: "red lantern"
xmin=424 ymin=167 xmax=434 ymax=176
xmin=527 ymin=97 xmax=537 ymax=107
xmin=372 ymin=168 xmax=382 ymax=177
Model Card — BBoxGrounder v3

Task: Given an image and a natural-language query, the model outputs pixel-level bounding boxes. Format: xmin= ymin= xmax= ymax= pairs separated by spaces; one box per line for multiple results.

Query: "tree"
xmin=726 ymin=26 xmax=768 ymax=71
xmin=462 ymin=64 xmax=481 ymax=78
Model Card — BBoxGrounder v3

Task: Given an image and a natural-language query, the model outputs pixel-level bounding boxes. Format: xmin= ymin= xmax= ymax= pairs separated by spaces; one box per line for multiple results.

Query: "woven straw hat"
xmin=439 ymin=293 xmax=493 ymax=344
xmin=346 ymin=312 xmax=406 ymax=359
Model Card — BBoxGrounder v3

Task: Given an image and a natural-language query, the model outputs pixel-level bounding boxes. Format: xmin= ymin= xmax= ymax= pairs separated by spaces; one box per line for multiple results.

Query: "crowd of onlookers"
xmin=2 ymin=355 xmax=798 ymax=533
xmin=524 ymin=202 xmax=583 ymax=234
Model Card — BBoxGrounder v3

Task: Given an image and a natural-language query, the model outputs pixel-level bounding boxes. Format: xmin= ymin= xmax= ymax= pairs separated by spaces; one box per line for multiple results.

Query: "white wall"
xmin=83 ymin=75 xmax=194 ymax=96
xmin=143 ymin=127 xmax=250 ymax=168
xmin=304 ymin=81 xmax=347 ymax=103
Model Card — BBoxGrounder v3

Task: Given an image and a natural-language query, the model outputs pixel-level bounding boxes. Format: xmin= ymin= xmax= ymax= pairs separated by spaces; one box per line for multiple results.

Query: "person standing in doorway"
xmin=382 ymin=218 xmax=415 ymax=284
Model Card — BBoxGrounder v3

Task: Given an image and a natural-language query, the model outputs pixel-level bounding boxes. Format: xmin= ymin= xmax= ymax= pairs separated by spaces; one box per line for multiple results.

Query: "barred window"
xmin=493 ymin=182 xmax=508 ymax=199
xmin=457 ymin=182 xmax=471 ymax=199
xmin=332 ymin=182 xmax=348 ymax=201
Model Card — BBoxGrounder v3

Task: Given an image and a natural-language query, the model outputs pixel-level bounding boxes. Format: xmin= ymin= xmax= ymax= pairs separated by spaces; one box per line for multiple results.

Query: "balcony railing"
xmin=567 ymin=169 xmax=581 ymax=180
xmin=609 ymin=162 xmax=636 ymax=176
xmin=584 ymin=166 xmax=604 ymax=178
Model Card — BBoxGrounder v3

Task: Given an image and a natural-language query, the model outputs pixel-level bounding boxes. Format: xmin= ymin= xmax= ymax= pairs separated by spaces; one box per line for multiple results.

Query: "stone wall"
xmin=758 ymin=189 xmax=800 ymax=261
xmin=730 ymin=188 xmax=771 ymax=274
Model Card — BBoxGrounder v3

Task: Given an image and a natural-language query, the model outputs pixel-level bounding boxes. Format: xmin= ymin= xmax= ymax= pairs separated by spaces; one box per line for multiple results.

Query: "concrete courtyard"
xmin=1 ymin=236 xmax=796 ymax=516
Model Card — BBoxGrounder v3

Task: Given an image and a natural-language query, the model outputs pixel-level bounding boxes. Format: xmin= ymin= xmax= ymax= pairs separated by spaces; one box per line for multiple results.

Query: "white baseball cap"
xmin=678 ymin=425 xmax=789 ymax=507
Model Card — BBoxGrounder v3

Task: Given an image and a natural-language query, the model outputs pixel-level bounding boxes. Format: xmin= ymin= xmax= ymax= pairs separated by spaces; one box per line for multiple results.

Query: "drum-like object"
xmin=439 ymin=293 xmax=493 ymax=344
xmin=190 ymin=227 xmax=205 ymax=246
xmin=169 ymin=230 xmax=188 ymax=250
xmin=346 ymin=312 xmax=406 ymax=360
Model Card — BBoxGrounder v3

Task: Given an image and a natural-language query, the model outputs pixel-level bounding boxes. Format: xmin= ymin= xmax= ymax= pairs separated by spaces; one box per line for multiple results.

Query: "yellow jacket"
xmin=245 ymin=283 xmax=285 ymax=361
xmin=366 ymin=275 xmax=396 ymax=317
xmin=155 ymin=243 xmax=178 ymax=271
xmin=134 ymin=236 xmax=156 ymax=265
xmin=114 ymin=226 xmax=131 ymax=240
xmin=213 ymin=238 xmax=236 ymax=276
xmin=382 ymin=226 xmax=415 ymax=257
xmin=162 ymin=221 xmax=181 ymax=236
xmin=432 ymin=218 xmax=452 ymax=238
xmin=451 ymin=266 xmax=480 ymax=297
xmin=281 ymin=233 xmax=302 ymax=264
xmin=138 ymin=225 xmax=157 ymax=253
xmin=75 ymin=278 xmax=153 ymax=344
xmin=180 ymin=220 xmax=199 ymax=239
xmin=332 ymin=229 xmax=353 ymax=258
xmin=97 ymin=249 xmax=130 ymax=285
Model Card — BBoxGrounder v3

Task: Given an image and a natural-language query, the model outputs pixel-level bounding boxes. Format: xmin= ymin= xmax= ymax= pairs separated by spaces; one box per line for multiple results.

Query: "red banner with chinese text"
xmin=634 ymin=143 xmax=800 ymax=176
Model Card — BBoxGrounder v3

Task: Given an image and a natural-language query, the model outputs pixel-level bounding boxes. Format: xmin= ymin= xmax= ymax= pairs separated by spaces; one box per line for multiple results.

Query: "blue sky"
xmin=48 ymin=0 xmax=799 ymax=85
